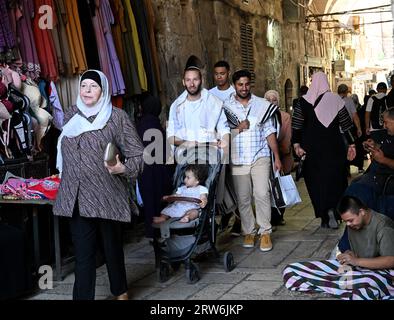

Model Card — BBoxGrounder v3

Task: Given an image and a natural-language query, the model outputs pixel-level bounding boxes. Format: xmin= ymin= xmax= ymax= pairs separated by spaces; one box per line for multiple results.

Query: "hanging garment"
xmin=49 ymin=81 xmax=65 ymax=130
xmin=123 ymin=0 xmax=147 ymax=91
xmin=144 ymin=0 xmax=162 ymax=92
xmin=91 ymin=0 xmax=125 ymax=96
xmin=49 ymin=0 xmax=65 ymax=76
xmin=109 ymin=0 xmax=127 ymax=83
xmin=0 ymin=0 xmax=16 ymax=52
xmin=131 ymin=0 xmax=158 ymax=96
xmin=64 ymin=0 xmax=88 ymax=74
xmin=53 ymin=0 xmax=73 ymax=76
xmin=15 ymin=0 xmax=41 ymax=79
xmin=5 ymin=2 xmax=23 ymax=67
xmin=76 ymin=0 xmax=101 ymax=71
xmin=55 ymin=75 xmax=79 ymax=113
xmin=32 ymin=0 xmax=59 ymax=81
xmin=111 ymin=0 xmax=142 ymax=97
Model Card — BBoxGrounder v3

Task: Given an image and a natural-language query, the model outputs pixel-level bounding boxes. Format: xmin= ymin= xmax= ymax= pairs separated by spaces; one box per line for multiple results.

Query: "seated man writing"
xmin=283 ymin=195 xmax=394 ymax=300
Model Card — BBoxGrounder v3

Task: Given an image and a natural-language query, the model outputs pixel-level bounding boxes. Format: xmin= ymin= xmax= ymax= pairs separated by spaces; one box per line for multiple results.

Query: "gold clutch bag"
xmin=104 ymin=142 xmax=120 ymax=166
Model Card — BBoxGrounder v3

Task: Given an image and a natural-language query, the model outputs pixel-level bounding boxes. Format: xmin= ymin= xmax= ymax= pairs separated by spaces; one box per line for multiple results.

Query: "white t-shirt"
xmin=209 ymin=86 xmax=235 ymax=102
xmin=182 ymin=98 xmax=211 ymax=142
xmin=366 ymin=93 xmax=386 ymax=112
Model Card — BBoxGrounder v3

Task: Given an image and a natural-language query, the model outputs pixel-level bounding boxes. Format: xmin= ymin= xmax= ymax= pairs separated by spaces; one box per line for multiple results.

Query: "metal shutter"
xmin=240 ymin=22 xmax=255 ymax=85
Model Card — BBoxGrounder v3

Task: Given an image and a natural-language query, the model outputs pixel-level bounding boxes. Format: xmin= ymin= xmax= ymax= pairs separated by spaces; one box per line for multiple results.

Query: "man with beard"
xmin=167 ymin=61 xmax=230 ymax=159
xmin=283 ymin=195 xmax=394 ymax=300
xmin=223 ymin=69 xmax=282 ymax=252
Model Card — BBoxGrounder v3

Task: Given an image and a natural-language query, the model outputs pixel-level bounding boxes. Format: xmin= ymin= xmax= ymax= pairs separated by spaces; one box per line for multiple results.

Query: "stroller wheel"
xmin=186 ymin=262 xmax=200 ymax=284
xmin=223 ymin=251 xmax=235 ymax=272
xmin=157 ymin=262 xmax=171 ymax=283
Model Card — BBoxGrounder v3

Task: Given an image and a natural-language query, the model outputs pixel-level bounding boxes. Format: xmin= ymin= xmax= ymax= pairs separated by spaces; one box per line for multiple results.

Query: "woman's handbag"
xmin=104 ymin=142 xmax=120 ymax=166
xmin=270 ymin=170 xmax=302 ymax=209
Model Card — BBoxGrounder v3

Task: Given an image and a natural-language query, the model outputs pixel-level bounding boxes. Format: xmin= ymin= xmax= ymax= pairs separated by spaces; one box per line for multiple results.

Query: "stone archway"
xmin=284 ymin=79 xmax=293 ymax=112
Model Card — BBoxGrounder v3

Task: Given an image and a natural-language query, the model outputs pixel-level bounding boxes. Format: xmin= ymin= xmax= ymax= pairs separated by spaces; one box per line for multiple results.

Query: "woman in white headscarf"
xmin=54 ymin=70 xmax=144 ymax=300
xmin=292 ymin=72 xmax=356 ymax=229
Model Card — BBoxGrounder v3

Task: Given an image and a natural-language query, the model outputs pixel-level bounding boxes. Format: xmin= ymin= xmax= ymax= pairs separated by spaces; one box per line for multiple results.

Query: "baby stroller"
xmin=152 ymin=145 xmax=235 ymax=284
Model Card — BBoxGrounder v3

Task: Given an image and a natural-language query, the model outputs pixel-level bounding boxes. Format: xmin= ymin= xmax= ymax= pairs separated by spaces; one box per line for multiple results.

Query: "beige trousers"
xmin=232 ymin=157 xmax=272 ymax=235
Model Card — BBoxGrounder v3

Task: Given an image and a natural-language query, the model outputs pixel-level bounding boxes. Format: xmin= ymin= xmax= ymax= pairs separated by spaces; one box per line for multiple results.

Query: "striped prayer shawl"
xmin=223 ymin=101 xmax=278 ymax=129
xmin=283 ymin=259 xmax=394 ymax=300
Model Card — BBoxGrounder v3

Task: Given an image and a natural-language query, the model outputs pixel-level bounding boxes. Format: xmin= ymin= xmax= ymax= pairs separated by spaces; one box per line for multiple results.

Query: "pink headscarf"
xmin=303 ymin=72 xmax=344 ymax=128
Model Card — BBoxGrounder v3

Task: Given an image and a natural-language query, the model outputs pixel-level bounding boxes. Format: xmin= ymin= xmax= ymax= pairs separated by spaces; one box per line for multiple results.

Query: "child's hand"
xmin=200 ymin=196 xmax=208 ymax=208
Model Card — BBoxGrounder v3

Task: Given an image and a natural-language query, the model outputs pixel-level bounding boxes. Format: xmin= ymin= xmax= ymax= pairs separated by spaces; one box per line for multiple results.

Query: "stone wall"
xmin=150 ymin=0 xmax=333 ymax=114
xmin=281 ymin=21 xmax=307 ymax=107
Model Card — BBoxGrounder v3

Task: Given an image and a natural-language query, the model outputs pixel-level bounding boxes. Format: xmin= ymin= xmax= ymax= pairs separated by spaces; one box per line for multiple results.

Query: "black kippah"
xmin=81 ymin=70 xmax=102 ymax=89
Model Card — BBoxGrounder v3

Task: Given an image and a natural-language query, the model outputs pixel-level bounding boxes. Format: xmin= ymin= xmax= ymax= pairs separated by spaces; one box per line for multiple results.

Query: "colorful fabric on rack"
xmin=1 ymin=175 xmax=60 ymax=200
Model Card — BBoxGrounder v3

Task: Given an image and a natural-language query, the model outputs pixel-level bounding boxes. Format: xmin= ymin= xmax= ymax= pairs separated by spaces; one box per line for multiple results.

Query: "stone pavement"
xmin=26 ymin=168 xmax=364 ymax=301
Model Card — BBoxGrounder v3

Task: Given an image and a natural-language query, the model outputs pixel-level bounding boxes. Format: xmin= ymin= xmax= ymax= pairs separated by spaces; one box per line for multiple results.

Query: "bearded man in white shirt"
xmin=167 ymin=63 xmax=230 ymax=162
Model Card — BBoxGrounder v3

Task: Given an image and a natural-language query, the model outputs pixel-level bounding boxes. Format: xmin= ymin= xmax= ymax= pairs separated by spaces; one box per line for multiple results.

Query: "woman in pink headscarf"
xmin=292 ymin=72 xmax=356 ymax=229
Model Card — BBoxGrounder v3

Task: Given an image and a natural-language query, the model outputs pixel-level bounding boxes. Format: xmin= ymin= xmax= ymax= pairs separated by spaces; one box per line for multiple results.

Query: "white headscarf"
xmin=303 ymin=72 xmax=344 ymax=128
xmin=56 ymin=70 xmax=112 ymax=173
xmin=264 ymin=90 xmax=280 ymax=106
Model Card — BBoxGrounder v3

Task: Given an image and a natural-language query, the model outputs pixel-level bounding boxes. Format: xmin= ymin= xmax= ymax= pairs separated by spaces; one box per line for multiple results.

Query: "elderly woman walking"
xmin=54 ymin=70 xmax=144 ymax=300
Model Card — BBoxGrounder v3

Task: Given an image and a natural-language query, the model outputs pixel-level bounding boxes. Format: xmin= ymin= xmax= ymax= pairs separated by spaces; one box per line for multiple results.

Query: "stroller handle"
xmin=162 ymin=195 xmax=202 ymax=204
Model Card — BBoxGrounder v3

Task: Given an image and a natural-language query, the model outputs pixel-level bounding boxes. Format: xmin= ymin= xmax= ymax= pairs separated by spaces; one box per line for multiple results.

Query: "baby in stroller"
xmin=153 ymin=164 xmax=209 ymax=223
